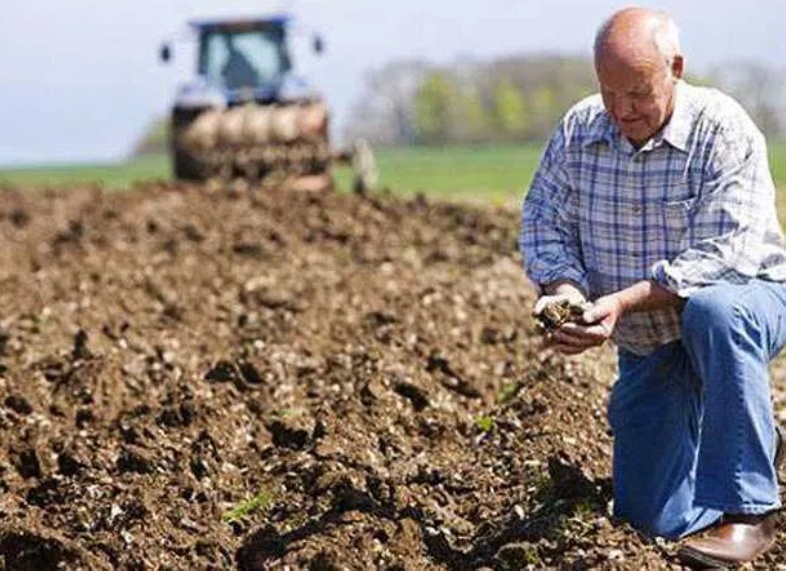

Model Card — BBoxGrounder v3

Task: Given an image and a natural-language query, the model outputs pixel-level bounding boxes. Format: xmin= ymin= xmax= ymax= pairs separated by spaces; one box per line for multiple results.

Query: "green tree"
xmin=526 ymin=86 xmax=558 ymax=139
xmin=414 ymin=72 xmax=459 ymax=144
xmin=492 ymin=79 xmax=527 ymax=138
xmin=459 ymin=85 xmax=490 ymax=143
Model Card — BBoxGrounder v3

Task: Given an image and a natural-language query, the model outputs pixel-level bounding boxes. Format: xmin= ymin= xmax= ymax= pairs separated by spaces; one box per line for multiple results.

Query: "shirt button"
xmin=631 ymin=204 xmax=643 ymax=215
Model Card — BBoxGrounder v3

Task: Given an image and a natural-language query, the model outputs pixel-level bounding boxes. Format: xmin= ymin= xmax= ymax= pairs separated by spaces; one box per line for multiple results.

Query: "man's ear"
xmin=671 ymin=54 xmax=685 ymax=80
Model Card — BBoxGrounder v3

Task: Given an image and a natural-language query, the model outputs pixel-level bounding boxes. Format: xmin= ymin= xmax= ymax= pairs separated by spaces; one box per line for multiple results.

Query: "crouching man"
xmin=520 ymin=6 xmax=786 ymax=568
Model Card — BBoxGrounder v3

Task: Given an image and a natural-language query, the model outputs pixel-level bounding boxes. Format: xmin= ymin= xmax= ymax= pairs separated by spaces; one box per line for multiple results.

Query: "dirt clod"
xmin=534 ymin=299 xmax=592 ymax=332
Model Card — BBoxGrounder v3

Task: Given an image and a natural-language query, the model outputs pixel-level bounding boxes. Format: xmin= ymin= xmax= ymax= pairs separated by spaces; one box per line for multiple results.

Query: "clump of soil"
xmin=534 ymin=299 xmax=592 ymax=332
xmin=0 ymin=182 xmax=781 ymax=569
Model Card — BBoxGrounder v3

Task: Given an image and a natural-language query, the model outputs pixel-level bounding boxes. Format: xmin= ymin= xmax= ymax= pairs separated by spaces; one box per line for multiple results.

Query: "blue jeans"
xmin=608 ymin=280 xmax=786 ymax=539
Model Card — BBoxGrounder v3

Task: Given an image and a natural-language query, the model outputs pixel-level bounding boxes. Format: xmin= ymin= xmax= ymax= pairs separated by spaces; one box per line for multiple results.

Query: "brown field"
xmin=0 ymin=183 xmax=784 ymax=569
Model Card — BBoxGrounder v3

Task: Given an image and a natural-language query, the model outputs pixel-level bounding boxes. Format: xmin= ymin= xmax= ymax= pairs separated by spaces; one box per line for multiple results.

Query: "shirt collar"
xmin=582 ymin=80 xmax=692 ymax=153
xmin=658 ymin=81 xmax=691 ymax=152
xmin=582 ymin=109 xmax=617 ymax=148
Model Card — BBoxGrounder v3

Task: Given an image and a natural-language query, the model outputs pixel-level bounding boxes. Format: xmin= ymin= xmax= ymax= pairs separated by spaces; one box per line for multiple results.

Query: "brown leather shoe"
xmin=678 ymin=426 xmax=784 ymax=569
xmin=677 ymin=512 xmax=778 ymax=568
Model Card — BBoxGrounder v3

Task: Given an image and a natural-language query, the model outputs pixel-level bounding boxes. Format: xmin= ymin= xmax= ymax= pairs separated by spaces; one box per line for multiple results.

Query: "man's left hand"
xmin=546 ymin=295 xmax=623 ymax=354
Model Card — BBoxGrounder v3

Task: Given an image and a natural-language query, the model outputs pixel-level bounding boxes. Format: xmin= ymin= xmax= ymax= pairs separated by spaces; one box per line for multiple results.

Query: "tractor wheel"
xmin=171 ymin=142 xmax=212 ymax=181
xmin=170 ymin=109 xmax=213 ymax=182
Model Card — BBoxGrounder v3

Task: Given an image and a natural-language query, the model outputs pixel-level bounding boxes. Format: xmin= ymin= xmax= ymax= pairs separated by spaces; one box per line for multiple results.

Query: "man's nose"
xmin=613 ymin=97 xmax=636 ymax=119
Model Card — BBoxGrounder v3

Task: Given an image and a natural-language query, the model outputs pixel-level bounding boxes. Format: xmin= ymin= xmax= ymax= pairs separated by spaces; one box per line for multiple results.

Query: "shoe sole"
xmin=676 ymin=545 xmax=732 ymax=570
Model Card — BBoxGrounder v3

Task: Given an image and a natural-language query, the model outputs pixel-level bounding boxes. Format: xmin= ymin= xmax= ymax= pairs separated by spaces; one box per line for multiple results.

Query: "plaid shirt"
xmin=520 ymin=81 xmax=786 ymax=355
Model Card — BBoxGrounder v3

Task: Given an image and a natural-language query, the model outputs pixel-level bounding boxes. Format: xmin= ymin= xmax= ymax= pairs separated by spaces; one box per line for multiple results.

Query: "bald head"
xmin=594 ymin=8 xmax=681 ymax=71
xmin=593 ymin=8 xmax=684 ymax=147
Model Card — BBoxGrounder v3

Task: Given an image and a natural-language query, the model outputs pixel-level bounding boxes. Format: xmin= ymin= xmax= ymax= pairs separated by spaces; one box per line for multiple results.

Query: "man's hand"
xmin=533 ymin=280 xmax=587 ymax=316
xmin=545 ymin=294 xmax=624 ymax=355
xmin=534 ymin=280 xmax=682 ymax=355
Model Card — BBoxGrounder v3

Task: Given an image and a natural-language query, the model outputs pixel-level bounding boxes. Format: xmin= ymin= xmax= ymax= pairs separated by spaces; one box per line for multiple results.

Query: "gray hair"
xmin=594 ymin=10 xmax=681 ymax=67
xmin=652 ymin=13 xmax=681 ymax=65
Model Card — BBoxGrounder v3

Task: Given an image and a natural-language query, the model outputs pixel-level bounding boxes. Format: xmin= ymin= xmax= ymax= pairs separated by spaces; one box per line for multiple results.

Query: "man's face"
xmin=596 ymin=53 xmax=679 ymax=147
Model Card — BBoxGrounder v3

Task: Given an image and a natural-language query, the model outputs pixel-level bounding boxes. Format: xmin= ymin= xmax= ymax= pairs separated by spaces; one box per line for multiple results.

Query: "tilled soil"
xmin=0 ymin=182 xmax=783 ymax=570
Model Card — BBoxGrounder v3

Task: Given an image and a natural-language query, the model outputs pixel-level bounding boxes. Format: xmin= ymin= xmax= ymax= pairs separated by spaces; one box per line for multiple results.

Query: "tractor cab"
xmin=193 ymin=17 xmax=292 ymax=98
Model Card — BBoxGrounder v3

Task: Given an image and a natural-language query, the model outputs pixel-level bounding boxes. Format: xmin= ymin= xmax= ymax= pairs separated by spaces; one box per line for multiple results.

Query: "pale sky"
xmin=0 ymin=0 xmax=783 ymax=166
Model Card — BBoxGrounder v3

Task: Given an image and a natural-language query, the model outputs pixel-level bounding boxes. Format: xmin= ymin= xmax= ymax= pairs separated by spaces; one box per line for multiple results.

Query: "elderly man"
xmin=520 ymin=6 xmax=786 ymax=568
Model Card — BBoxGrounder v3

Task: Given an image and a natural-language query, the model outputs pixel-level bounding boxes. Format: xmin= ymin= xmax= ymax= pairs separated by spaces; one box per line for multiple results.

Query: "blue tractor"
xmin=160 ymin=15 xmax=375 ymax=191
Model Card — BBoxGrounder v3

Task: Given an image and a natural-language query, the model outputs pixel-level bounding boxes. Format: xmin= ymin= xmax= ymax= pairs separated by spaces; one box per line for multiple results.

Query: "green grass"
xmin=770 ymin=141 xmax=786 ymax=225
xmin=334 ymin=144 xmax=541 ymax=205
xmin=2 ymin=141 xmax=786 ymax=210
xmin=771 ymin=140 xmax=786 ymax=185
xmin=0 ymin=144 xmax=541 ymax=204
xmin=475 ymin=414 xmax=495 ymax=433
xmin=0 ymin=155 xmax=170 ymax=190
xmin=221 ymin=491 xmax=273 ymax=523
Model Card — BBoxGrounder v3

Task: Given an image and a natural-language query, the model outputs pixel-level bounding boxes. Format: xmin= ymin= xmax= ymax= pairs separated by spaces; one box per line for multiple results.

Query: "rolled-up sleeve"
xmin=651 ymin=122 xmax=781 ymax=296
xmin=520 ymin=125 xmax=589 ymax=294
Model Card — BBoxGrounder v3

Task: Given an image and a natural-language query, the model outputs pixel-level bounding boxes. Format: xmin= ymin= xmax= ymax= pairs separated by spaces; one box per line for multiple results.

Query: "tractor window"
xmin=200 ymin=28 xmax=291 ymax=89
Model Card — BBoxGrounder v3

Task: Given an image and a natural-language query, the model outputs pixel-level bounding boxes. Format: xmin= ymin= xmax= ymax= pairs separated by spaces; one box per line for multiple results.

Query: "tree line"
xmin=343 ymin=55 xmax=786 ymax=146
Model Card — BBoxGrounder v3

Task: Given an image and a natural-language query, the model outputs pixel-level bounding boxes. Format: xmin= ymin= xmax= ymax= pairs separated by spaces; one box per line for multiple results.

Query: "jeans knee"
xmin=681 ymin=287 xmax=739 ymax=342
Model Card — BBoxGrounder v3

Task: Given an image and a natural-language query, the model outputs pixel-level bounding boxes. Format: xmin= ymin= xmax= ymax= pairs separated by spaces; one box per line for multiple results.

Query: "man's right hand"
xmin=532 ymin=283 xmax=596 ymax=354
xmin=547 ymin=294 xmax=622 ymax=354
